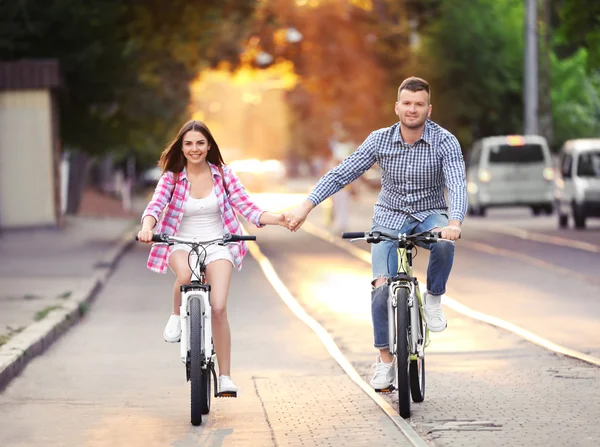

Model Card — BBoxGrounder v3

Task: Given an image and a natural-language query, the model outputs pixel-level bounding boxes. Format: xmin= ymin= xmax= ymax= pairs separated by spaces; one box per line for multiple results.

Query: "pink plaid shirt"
xmin=141 ymin=162 xmax=265 ymax=273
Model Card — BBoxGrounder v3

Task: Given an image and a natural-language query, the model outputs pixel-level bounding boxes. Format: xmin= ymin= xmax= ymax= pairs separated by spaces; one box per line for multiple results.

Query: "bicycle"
xmin=342 ymin=229 xmax=449 ymax=419
xmin=136 ymin=232 xmax=255 ymax=426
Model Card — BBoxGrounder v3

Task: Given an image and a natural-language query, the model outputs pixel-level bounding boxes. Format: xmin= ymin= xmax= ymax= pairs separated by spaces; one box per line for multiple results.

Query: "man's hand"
xmin=440 ymin=220 xmax=462 ymax=241
xmin=286 ymin=200 xmax=315 ymax=232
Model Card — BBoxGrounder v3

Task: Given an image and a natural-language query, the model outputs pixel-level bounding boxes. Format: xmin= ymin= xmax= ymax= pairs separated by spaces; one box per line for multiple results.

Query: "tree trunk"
xmin=65 ymin=151 xmax=91 ymax=215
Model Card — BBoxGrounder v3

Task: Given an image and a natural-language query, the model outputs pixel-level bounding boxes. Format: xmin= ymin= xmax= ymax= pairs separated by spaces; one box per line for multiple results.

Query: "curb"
xmin=0 ymin=222 xmax=137 ymax=392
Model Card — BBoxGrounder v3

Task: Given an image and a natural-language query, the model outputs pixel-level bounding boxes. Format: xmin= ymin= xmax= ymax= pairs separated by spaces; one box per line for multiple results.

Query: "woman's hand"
xmin=137 ymin=229 xmax=154 ymax=243
xmin=275 ymin=213 xmax=288 ymax=228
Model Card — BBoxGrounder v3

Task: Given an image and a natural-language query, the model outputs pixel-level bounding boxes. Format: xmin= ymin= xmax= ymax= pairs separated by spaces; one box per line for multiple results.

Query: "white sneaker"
xmin=218 ymin=375 xmax=238 ymax=395
xmin=369 ymin=356 xmax=395 ymax=390
xmin=163 ymin=314 xmax=181 ymax=342
xmin=423 ymin=292 xmax=447 ymax=332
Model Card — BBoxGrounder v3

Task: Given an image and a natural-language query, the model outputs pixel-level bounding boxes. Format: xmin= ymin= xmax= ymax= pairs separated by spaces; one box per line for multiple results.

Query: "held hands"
xmin=284 ymin=200 xmax=314 ymax=232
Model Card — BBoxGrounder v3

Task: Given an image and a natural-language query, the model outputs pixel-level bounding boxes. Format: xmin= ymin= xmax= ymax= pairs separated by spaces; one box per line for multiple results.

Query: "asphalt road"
xmin=1 ymin=187 xmax=599 ymax=447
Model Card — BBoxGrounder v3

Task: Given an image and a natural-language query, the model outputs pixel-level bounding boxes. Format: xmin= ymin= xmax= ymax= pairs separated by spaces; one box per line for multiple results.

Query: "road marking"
xmin=245 ymin=236 xmax=430 ymax=447
xmin=300 ymin=220 xmax=600 ymax=368
xmin=460 ymin=240 xmax=600 ymax=287
xmin=477 ymin=225 xmax=600 ymax=254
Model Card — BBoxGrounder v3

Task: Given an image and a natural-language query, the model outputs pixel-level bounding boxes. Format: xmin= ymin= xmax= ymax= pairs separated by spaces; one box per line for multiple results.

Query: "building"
xmin=0 ymin=60 xmax=62 ymax=229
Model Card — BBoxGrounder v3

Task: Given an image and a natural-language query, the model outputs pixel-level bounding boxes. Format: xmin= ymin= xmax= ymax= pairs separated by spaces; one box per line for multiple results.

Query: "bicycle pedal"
xmin=216 ymin=391 xmax=237 ymax=398
xmin=375 ymin=386 xmax=395 ymax=393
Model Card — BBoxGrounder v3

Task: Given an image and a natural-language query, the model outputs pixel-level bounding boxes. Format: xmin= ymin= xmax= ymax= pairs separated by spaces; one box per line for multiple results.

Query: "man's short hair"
xmin=397 ymin=77 xmax=431 ymax=102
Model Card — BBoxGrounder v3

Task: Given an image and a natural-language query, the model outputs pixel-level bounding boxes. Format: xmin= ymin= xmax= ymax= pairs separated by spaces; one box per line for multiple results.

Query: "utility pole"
xmin=524 ymin=0 xmax=539 ymax=135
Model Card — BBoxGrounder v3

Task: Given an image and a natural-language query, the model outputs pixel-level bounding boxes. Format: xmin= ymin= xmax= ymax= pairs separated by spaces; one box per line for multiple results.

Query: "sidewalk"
xmin=0 ymin=188 xmax=144 ymax=390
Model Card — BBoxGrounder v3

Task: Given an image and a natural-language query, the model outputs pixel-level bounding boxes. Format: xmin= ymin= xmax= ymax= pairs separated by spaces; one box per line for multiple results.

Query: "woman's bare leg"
xmin=205 ymin=259 xmax=234 ymax=376
xmin=168 ymin=250 xmax=192 ymax=315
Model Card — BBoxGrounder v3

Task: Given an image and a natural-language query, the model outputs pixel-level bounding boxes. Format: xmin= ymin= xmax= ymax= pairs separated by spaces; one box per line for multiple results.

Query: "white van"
xmin=466 ymin=135 xmax=554 ymax=216
xmin=554 ymin=139 xmax=600 ymax=229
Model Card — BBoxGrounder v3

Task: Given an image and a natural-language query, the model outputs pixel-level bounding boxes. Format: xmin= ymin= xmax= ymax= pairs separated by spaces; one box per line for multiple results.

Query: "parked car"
xmin=554 ymin=139 xmax=600 ymax=229
xmin=466 ymin=135 xmax=554 ymax=216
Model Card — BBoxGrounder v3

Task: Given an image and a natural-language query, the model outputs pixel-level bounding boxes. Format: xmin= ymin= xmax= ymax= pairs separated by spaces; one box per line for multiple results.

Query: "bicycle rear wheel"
xmin=409 ymin=305 xmax=425 ymax=402
xmin=189 ymin=296 xmax=206 ymax=426
xmin=395 ymin=287 xmax=411 ymax=418
xmin=201 ymin=363 xmax=211 ymax=414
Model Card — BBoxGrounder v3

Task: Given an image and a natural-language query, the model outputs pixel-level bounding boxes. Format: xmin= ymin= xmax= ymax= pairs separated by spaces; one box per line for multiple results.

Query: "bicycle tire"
xmin=395 ymin=287 xmax=411 ymax=418
xmin=189 ymin=296 xmax=205 ymax=426
xmin=409 ymin=304 xmax=425 ymax=402
xmin=201 ymin=364 xmax=211 ymax=414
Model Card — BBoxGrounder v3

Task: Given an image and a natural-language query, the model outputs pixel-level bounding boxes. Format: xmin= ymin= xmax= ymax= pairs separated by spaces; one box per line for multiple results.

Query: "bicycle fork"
xmin=388 ymin=281 xmax=417 ymax=356
xmin=179 ymin=288 xmax=212 ymax=365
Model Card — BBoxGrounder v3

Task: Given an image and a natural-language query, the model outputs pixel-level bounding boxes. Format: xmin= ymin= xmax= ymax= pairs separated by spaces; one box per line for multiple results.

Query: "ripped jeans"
xmin=370 ymin=214 xmax=454 ymax=349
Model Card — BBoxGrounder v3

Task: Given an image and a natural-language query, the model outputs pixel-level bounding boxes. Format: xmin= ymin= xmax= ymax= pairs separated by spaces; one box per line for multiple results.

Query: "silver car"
xmin=555 ymin=139 xmax=600 ymax=229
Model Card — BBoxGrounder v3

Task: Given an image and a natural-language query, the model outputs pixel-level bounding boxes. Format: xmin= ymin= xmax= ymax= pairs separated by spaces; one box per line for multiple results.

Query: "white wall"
xmin=0 ymin=90 xmax=56 ymax=228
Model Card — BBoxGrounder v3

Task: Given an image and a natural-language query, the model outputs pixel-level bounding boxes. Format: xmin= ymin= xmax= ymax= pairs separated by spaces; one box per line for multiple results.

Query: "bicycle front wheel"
xmin=395 ymin=287 xmax=411 ymax=418
xmin=189 ymin=296 xmax=205 ymax=426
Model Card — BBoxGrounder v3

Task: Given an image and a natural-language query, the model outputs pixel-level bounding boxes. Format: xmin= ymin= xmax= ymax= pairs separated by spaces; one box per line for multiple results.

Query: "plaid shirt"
xmin=142 ymin=162 xmax=265 ymax=273
xmin=308 ymin=120 xmax=468 ymax=228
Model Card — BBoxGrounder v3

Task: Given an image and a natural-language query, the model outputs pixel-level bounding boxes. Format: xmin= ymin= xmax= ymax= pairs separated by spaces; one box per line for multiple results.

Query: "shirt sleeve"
xmin=307 ymin=134 xmax=377 ymax=206
xmin=141 ymin=171 xmax=175 ymax=225
xmin=440 ymin=135 xmax=468 ymax=222
xmin=224 ymin=166 xmax=265 ymax=228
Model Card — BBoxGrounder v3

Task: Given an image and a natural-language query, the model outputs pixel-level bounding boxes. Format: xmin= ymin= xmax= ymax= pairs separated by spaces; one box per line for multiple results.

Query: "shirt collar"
xmin=180 ymin=162 xmax=220 ymax=181
xmin=394 ymin=119 xmax=433 ymax=146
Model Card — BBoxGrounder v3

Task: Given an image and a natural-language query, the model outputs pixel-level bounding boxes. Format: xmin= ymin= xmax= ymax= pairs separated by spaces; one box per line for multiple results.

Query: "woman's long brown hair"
xmin=158 ymin=120 xmax=225 ymax=173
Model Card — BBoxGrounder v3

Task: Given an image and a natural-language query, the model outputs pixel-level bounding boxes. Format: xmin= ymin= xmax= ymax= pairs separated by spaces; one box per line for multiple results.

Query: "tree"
xmin=1 ymin=0 xmax=258 ymax=211
xmin=412 ymin=0 xmax=525 ymax=151
xmin=556 ymin=0 xmax=600 ymax=72
xmin=250 ymin=0 xmax=387 ymax=162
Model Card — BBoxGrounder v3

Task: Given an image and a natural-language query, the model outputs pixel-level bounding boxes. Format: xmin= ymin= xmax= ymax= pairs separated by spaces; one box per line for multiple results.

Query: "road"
xmin=1 ymin=188 xmax=599 ymax=446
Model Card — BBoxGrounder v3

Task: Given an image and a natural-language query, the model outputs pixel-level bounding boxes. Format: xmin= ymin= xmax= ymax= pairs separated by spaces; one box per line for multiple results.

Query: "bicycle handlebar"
xmin=341 ymin=230 xmax=451 ymax=244
xmin=135 ymin=233 xmax=256 ymax=244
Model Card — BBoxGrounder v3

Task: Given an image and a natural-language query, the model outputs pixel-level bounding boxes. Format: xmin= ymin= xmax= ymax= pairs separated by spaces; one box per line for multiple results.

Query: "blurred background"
xmin=0 ymin=0 xmax=598 ymax=228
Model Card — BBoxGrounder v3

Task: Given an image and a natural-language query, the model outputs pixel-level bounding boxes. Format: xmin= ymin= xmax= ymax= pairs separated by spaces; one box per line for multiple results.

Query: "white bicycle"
xmin=137 ymin=232 xmax=255 ymax=426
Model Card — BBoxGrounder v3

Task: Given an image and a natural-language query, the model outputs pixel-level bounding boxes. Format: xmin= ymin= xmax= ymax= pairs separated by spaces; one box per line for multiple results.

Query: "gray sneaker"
xmin=369 ymin=356 xmax=395 ymax=390
xmin=423 ymin=292 xmax=447 ymax=332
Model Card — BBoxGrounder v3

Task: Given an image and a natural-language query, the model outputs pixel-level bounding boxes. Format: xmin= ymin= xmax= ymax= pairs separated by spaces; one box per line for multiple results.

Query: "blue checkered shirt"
xmin=307 ymin=120 xmax=468 ymax=229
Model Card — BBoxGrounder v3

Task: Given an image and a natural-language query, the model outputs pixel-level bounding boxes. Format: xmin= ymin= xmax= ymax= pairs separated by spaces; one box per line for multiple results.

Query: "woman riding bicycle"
xmin=137 ymin=119 xmax=288 ymax=395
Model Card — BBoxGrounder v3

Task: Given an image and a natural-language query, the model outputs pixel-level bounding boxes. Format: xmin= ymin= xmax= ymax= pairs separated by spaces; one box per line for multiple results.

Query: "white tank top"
xmin=177 ymin=189 xmax=224 ymax=240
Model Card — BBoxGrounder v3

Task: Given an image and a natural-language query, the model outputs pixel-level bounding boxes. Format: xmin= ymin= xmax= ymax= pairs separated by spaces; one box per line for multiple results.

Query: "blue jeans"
xmin=370 ymin=214 xmax=454 ymax=349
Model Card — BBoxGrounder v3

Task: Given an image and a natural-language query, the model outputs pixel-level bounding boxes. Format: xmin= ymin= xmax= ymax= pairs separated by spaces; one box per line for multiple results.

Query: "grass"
xmin=34 ymin=305 xmax=63 ymax=322
xmin=0 ymin=326 xmax=25 ymax=347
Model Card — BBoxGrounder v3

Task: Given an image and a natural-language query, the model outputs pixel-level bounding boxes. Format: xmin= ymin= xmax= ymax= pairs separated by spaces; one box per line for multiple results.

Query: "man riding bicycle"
xmin=286 ymin=77 xmax=468 ymax=390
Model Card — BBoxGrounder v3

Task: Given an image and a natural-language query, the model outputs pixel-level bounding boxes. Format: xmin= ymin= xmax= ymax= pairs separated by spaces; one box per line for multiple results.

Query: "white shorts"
xmin=168 ymin=243 xmax=234 ymax=274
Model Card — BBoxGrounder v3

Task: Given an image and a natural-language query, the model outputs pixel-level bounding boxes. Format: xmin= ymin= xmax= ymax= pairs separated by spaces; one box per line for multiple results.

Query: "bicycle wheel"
xmin=395 ymin=287 xmax=411 ymax=418
xmin=201 ymin=364 xmax=211 ymax=414
xmin=409 ymin=304 xmax=425 ymax=403
xmin=189 ymin=296 xmax=205 ymax=426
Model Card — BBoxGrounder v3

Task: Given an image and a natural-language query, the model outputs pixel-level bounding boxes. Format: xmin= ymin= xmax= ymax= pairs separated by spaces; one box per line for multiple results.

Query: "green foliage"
xmin=551 ymin=48 xmax=600 ymax=146
xmin=0 ymin=0 xmax=257 ymax=158
xmin=414 ymin=0 xmax=525 ymax=151
xmin=557 ymin=0 xmax=600 ymax=71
